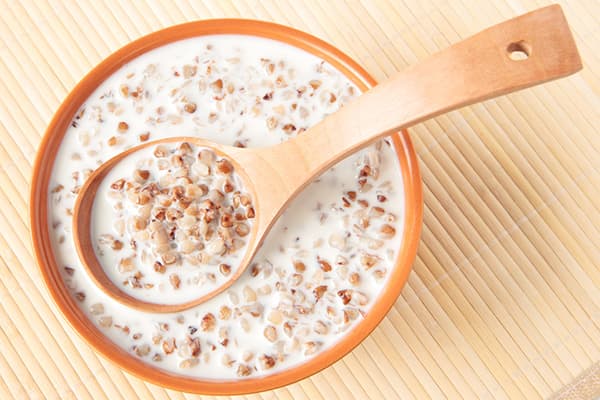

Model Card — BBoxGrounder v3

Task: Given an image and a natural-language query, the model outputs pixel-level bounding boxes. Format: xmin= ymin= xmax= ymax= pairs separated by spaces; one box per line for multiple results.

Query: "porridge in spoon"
xmin=92 ymin=142 xmax=254 ymax=304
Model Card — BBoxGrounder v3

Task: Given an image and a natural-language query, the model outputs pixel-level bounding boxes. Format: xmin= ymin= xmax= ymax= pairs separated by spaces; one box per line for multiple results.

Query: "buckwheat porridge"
xmin=48 ymin=35 xmax=404 ymax=378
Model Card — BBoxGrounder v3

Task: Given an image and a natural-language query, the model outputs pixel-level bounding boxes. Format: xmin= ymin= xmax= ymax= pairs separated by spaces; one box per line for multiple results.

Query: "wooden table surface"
xmin=0 ymin=0 xmax=598 ymax=399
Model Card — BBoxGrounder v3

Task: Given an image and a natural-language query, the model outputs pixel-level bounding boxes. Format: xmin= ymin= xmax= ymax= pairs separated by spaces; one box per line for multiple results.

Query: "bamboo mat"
xmin=0 ymin=0 xmax=598 ymax=399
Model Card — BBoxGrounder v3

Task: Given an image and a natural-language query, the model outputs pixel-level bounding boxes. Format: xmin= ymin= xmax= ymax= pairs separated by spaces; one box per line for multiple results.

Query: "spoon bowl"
xmin=73 ymin=137 xmax=265 ymax=313
xmin=73 ymin=5 xmax=581 ymax=312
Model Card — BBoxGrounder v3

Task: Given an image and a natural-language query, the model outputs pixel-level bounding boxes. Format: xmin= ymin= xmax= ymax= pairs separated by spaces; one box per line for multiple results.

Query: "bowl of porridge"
xmin=30 ymin=19 xmax=422 ymax=394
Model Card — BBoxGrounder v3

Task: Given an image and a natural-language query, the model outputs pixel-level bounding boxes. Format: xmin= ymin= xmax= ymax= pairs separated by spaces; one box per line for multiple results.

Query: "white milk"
xmin=47 ymin=35 xmax=405 ymax=379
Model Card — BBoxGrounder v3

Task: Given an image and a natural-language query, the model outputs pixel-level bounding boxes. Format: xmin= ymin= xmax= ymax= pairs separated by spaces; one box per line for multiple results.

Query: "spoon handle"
xmin=249 ymin=5 xmax=580 ymax=222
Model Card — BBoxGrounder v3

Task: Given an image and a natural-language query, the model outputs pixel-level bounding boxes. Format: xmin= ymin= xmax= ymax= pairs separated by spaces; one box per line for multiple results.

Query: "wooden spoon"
xmin=73 ymin=5 xmax=581 ymax=313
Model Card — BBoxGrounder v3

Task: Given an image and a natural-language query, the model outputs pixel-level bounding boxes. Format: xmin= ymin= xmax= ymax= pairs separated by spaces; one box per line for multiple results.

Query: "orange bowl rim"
xmin=29 ymin=18 xmax=423 ymax=395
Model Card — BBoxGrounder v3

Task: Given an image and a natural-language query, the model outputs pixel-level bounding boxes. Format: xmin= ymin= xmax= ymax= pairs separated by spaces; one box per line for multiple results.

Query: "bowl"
xmin=30 ymin=19 xmax=422 ymax=394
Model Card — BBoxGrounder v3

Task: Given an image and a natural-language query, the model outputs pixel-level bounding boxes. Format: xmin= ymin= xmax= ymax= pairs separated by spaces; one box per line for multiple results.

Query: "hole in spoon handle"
xmin=507 ymin=41 xmax=531 ymax=61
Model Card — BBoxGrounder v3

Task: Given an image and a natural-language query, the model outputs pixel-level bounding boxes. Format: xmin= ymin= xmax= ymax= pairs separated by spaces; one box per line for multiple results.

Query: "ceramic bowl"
xmin=30 ymin=19 xmax=422 ymax=394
